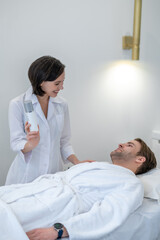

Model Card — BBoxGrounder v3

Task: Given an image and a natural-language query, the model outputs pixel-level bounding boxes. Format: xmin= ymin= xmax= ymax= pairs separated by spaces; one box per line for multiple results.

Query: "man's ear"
xmin=135 ymin=156 xmax=146 ymax=164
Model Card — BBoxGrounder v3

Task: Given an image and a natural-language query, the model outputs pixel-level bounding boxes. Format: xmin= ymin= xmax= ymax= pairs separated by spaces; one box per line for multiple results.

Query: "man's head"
xmin=110 ymin=138 xmax=157 ymax=175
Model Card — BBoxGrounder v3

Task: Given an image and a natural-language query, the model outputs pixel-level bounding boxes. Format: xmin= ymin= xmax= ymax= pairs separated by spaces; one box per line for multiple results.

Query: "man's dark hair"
xmin=28 ymin=56 xmax=65 ymax=96
xmin=135 ymin=138 xmax=157 ymax=175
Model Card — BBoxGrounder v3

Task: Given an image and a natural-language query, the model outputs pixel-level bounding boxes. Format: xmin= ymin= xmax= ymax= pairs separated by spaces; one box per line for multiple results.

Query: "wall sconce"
xmin=122 ymin=0 xmax=142 ymax=60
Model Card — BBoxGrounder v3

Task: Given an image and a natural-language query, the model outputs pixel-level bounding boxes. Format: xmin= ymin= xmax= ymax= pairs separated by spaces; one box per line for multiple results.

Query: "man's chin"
xmin=110 ymin=150 xmax=120 ymax=156
xmin=110 ymin=151 xmax=123 ymax=160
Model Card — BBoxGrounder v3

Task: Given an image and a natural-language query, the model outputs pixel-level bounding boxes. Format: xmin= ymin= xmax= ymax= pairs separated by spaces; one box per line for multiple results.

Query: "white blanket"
xmin=0 ymin=162 xmax=143 ymax=240
xmin=0 ymin=199 xmax=28 ymax=240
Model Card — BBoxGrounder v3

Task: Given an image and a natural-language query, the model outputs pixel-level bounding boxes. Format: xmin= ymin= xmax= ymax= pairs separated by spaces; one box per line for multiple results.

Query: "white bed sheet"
xmin=64 ymin=198 xmax=160 ymax=240
xmin=106 ymin=198 xmax=160 ymax=240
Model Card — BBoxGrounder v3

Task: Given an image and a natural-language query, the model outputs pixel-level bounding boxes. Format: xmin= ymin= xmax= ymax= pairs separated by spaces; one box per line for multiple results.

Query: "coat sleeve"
xmin=9 ymin=99 xmax=27 ymax=151
xmin=62 ymin=180 xmax=144 ymax=240
xmin=60 ymin=102 xmax=74 ymax=162
xmin=8 ymin=99 xmax=32 ymax=162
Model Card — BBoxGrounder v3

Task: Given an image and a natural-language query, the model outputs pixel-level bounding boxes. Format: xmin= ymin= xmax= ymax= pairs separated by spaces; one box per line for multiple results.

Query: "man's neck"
xmin=113 ymin=161 xmax=137 ymax=174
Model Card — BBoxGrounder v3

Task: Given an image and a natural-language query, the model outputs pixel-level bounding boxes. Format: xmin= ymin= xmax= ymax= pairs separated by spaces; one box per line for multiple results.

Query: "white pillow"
xmin=137 ymin=168 xmax=160 ymax=202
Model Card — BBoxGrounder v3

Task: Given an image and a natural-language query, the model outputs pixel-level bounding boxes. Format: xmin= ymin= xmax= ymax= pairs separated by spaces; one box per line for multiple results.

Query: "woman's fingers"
xmin=25 ymin=121 xmax=31 ymax=133
xmin=25 ymin=122 xmax=40 ymax=149
xmin=28 ymin=131 xmax=39 ymax=136
xmin=27 ymin=135 xmax=39 ymax=140
xmin=25 ymin=122 xmax=39 ymax=134
xmin=27 ymin=131 xmax=39 ymax=139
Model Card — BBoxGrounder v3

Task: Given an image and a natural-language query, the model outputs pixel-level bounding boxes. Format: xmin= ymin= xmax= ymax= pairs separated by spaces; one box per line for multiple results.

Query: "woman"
xmin=6 ymin=56 xmax=90 ymax=185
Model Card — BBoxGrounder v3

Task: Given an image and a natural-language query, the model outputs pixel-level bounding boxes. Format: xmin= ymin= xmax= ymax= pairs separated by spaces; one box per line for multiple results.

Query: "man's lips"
xmin=115 ymin=148 xmax=122 ymax=152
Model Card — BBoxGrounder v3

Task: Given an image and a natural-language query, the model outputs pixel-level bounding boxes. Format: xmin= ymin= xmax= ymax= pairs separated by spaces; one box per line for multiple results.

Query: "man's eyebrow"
xmin=127 ymin=142 xmax=135 ymax=146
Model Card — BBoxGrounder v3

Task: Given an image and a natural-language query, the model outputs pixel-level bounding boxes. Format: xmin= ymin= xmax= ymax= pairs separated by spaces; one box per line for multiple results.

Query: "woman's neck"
xmin=37 ymin=94 xmax=49 ymax=118
xmin=37 ymin=94 xmax=49 ymax=104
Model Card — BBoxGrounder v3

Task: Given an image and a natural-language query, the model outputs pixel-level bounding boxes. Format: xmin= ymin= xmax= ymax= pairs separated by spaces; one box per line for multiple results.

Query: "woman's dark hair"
xmin=28 ymin=56 xmax=65 ymax=96
xmin=135 ymin=138 xmax=157 ymax=175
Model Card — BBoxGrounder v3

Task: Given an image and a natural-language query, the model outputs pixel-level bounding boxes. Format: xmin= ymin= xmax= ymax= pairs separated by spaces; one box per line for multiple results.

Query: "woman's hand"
xmin=25 ymin=121 xmax=40 ymax=148
xmin=22 ymin=122 xmax=40 ymax=153
xmin=67 ymin=154 xmax=95 ymax=165
xmin=78 ymin=160 xmax=95 ymax=164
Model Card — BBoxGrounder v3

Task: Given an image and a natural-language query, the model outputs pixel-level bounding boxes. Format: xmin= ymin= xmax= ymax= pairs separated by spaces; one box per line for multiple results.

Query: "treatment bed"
xmin=106 ymin=198 xmax=160 ymax=240
xmin=0 ymin=167 xmax=160 ymax=240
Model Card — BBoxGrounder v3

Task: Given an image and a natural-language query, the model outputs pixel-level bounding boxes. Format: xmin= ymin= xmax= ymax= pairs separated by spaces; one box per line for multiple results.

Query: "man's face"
xmin=110 ymin=140 xmax=141 ymax=162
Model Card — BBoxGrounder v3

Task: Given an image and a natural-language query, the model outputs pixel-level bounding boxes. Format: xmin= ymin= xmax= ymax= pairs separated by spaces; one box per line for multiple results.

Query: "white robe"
xmin=0 ymin=162 xmax=143 ymax=240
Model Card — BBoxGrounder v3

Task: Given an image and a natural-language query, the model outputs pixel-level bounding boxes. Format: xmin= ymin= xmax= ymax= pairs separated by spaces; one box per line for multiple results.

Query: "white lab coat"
xmin=6 ymin=87 xmax=74 ymax=185
xmin=0 ymin=162 xmax=143 ymax=240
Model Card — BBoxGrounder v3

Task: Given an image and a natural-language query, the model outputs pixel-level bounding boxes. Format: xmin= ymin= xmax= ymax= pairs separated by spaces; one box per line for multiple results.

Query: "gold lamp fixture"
xmin=122 ymin=0 xmax=142 ymax=60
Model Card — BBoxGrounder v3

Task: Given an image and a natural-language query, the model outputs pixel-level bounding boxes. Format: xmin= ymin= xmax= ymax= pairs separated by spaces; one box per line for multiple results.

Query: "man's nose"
xmin=118 ymin=143 xmax=123 ymax=148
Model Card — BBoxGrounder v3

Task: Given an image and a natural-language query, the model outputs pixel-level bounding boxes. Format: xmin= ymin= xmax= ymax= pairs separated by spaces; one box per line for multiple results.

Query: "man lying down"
xmin=0 ymin=138 xmax=157 ymax=240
